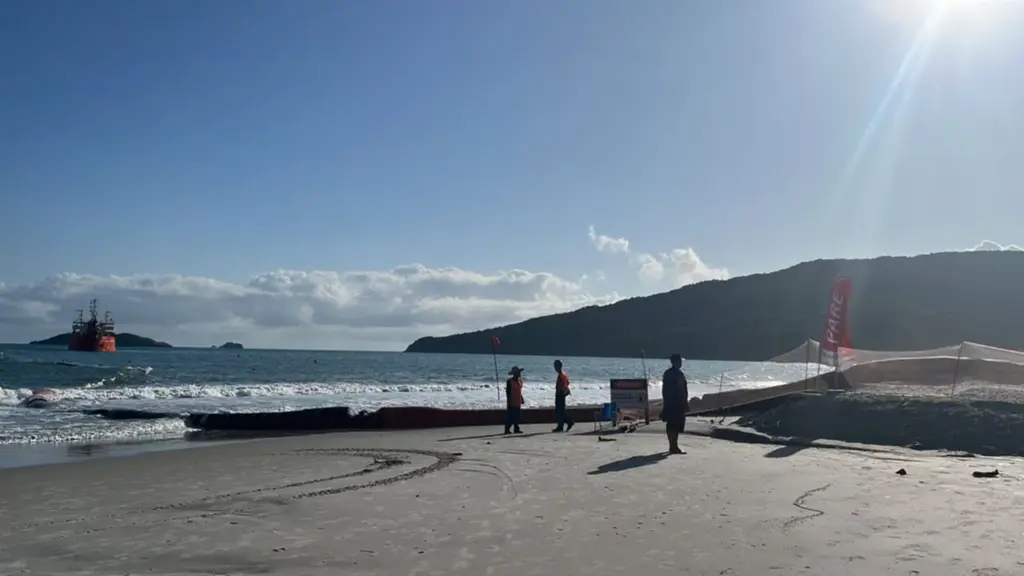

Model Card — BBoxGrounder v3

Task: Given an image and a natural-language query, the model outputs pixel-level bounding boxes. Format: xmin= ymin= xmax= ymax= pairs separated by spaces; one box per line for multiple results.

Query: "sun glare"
xmin=872 ymin=0 xmax=1006 ymax=26
xmin=948 ymin=0 xmax=996 ymax=15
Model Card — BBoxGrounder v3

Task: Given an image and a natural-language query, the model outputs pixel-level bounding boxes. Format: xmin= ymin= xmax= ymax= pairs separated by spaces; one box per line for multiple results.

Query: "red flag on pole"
xmin=822 ymin=276 xmax=853 ymax=356
xmin=491 ymin=335 xmax=500 ymax=347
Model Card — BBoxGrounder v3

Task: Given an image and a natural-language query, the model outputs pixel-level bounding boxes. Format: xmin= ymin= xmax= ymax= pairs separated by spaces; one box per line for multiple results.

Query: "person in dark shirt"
xmin=660 ymin=353 xmax=689 ymax=454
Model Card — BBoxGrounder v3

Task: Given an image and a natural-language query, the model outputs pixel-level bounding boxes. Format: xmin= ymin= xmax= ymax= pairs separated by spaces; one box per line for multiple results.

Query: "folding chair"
xmin=593 ymin=402 xmax=618 ymax=432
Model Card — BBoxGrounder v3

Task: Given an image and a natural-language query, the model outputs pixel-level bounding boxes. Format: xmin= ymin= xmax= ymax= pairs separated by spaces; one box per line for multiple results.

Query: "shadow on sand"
xmin=763 ymin=444 xmax=810 ymax=458
xmin=587 ymin=452 xmax=668 ymax=475
xmin=183 ymin=429 xmax=347 ymax=442
xmin=708 ymin=426 xmax=901 ymax=458
xmin=438 ymin=432 xmax=549 ymax=442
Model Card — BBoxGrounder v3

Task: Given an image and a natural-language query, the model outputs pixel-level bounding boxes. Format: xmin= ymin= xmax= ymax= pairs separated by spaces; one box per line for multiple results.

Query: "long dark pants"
xmin=665 ymin=406 xmax=687 ymax=451
xmin=555 ymin=393 xmax=573 ymax=429
xmin=505 ymin=406 xmax=521 ymax=431
xmin=666 ymin=417 xmax=684 ymax=450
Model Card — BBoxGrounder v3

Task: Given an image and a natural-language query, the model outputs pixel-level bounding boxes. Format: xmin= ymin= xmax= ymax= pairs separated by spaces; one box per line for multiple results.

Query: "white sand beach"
xmin=0 ymin=421 xmax=1020 ymax=575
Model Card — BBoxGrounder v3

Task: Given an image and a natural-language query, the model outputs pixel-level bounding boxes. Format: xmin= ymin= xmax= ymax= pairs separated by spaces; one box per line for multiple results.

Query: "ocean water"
xmin=0 ymin=345 xmax=818 ymax=445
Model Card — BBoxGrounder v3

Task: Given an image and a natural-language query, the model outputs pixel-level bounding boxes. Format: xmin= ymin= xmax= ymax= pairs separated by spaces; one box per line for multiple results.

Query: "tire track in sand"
xmin=3 ymin=448 xmax=459 ymax=537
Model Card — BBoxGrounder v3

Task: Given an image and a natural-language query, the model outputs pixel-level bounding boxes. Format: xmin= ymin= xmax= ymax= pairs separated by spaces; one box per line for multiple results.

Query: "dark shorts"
xmin=665 ymin=417 xmax=686 ymax=434
xmin=661 ymin=403 xmax=687 ymax=431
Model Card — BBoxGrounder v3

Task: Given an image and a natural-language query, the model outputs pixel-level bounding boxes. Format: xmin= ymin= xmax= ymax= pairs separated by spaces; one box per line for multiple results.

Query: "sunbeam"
xmin=832 ymin=1 xmax=950 ymax=203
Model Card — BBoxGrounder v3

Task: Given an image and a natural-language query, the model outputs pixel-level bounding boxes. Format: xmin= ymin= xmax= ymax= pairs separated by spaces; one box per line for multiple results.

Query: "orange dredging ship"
xmin=69 ymin=299 xmax=117 ymax=352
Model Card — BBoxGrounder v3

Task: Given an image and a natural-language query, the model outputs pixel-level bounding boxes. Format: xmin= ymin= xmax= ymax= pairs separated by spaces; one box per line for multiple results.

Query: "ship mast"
xmin=68 ymin=299 xmax=117 ymax=352
xmin=101 ymin=308 xmax=115 ymax=335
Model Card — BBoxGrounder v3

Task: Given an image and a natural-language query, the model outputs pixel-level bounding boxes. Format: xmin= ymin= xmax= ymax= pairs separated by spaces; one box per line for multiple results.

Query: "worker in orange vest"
xmin=504 ymin=366 xmax=525 ymax=434
xmin=552 ymin=359 xmax=575 ymax=432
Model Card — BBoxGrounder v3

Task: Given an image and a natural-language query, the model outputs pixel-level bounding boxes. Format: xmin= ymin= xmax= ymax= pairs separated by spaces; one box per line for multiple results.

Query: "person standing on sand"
xmin=552 ymin=360 xmax=575 ymax=432
xmin=660 ymin=354 xmax=689 ymax=454
xmin=505 ymin=366 xmax=525 ymax=434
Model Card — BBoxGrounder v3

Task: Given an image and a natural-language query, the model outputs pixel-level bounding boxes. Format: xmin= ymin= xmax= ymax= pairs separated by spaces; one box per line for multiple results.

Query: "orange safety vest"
xmin=506 ymin=377 xmax=524 ymax=407
xmin=556 ymin=372 xmax=571 ymax=395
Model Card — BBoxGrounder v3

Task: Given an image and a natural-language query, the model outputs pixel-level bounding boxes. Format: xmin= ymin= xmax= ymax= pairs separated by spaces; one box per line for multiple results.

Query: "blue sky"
xmin=1 ymin=0 xmax=1023 ymax=348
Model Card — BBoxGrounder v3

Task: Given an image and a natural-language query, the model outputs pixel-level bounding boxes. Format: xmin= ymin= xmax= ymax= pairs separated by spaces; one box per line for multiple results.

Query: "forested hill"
xmin=405 ymin=251 xmax=1024 ymax=361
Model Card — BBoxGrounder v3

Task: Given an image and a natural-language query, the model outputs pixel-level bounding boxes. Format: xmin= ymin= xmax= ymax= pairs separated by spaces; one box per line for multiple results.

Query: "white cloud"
xmin=587 ymin=225 xmax=631 ymax=254
xmin=0 ymin=227 xmax=732 ymax=350
xmin=0 ymin=266 xmax=620 ymax=350
xmin=968 ymin=240 xmax=1024 ymax=252
xmin=635 ymin=249 xmax=730 ymax=287
xmin=587 ymin=226 xmax=729 ymax=289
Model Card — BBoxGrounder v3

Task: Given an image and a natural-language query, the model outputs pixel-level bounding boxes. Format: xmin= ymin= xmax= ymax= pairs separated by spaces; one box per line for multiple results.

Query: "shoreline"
xmin=11 ymin=385 xmax=1024 ymax=466
xmin=13 ymin=379 xmax=1024 ymax=473
xmin=8 ymin=352 xmax=1024 ymax=461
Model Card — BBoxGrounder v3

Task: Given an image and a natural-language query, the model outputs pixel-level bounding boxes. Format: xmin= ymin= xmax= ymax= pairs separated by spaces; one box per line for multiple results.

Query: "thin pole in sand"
xmin=832 ymin=348 xmax=840 ymax=390
xmin=490 ymin=335 xmax=501 ymax=404
xmin=717 ymin=370 xmax=726 ymax=414
xmin=640 ymin=350 xmax=651 ymax=425
xmin=949 ymin=341 xmax=965 ymax=399
xmin=804 ymin=339 xmax=810 ymax=392
xmin=815 ymin=344 xmax=825 ymax=391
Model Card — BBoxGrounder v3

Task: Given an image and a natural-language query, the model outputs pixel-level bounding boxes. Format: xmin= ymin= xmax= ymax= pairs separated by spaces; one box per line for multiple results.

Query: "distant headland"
xmin=217 ymin=342 xmax=244 ymax=350
xmin=30 ymin=333 xmax=173 ymax=348
xmin=405 ymin=251 xmax=1024 ymax=360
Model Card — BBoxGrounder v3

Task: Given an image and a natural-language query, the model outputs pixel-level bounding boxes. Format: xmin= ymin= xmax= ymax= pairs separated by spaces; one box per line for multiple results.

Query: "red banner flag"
xmin=822 ymin=276 xmax=852 ymax=355
xmin=491 ymin=335 xmax=500 ymax=348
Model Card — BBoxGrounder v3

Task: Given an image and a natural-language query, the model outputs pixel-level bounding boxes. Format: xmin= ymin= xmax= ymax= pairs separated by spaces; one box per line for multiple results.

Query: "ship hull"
xmin=68 ymin=335 xmax=117 ymax=352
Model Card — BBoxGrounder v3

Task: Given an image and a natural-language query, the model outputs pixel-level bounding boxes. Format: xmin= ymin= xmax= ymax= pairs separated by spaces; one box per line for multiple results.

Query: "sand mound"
xmin=735 ymin=391 xmax=1024 ymax=456
xmin=689 ymin=355 xmax=1024 ymax=417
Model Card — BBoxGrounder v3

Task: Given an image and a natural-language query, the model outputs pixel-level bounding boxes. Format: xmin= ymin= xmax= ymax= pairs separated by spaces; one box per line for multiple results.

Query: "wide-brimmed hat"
xmin=508 ymin=366 xmax=525 ymax=375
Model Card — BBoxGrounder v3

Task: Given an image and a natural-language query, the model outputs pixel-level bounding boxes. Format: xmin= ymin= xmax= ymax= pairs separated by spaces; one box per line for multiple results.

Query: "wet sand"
xmin=0 ymin=436 xmax=233 ymax=470
xmin=1 ymin=422 xmax=1021 ymax=575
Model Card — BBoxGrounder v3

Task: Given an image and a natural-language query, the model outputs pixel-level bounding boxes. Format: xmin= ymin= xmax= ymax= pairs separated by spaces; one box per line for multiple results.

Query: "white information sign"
xmin=609 ymin=378 xmax=650 ymax=423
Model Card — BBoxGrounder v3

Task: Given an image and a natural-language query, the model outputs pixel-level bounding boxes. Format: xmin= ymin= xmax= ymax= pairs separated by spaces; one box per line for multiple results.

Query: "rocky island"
xmin=218 ymin=342 xmax=244 ymax=350
xmin=405 ymin=251 xmax=1024 ymax=360
xmin=30 ymin=333 xmax=173 ymax=348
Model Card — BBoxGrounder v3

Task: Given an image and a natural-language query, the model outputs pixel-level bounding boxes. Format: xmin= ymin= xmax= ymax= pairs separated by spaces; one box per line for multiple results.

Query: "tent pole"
xmin=804 ymin=339 xmax=811 ymax=391
xmin=950 ymin=341 xmax=965 ymax=399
